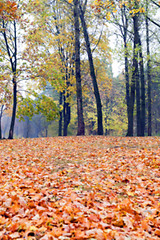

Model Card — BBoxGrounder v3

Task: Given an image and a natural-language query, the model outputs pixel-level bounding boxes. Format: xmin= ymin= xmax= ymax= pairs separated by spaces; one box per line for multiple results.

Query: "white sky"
xmin=112 ymin=60 xmax=122 ymax=77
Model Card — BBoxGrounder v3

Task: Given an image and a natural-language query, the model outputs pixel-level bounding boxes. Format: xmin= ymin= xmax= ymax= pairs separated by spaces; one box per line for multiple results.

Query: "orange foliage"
xmin=0 ymin=136 xmax=160 ymax=239
xmin=0 ymin=0 xmax=17 ymax=20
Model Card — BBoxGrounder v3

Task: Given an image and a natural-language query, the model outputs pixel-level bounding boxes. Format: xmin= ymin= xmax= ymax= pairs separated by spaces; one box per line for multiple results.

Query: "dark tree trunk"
xmin=79 ymin=5 xmax=103 ymax=135
xmin=0 ymin=105 xmax=4 ymax=139
xmin=136 ymin=72 xmax=141 ymax=136
xmin=63 ymin=103 xmax=70 ymax=136
xmin=3 ymin=20 xmax=17 ymax=139
xmin=63 ymin=94 xmax=67 ymax=136
xmin=132 ymin=14 xmax=141 ymax=136
xmin=121 ymin=5 xmax=130 ymax=124
xmin=63 ymin=68 xmax=71 ymax=136
xmin=147 ymin=58 xmax=152 ymax=136
xmin=126 ymin=17 xmax=139 ymax=136
xmin=146 ymin=2 xmax=152 ymax=136
xmin=73 ymin=0 xmax=85 ymax=136
xmin=139 ymin=38 xmax=145 ymax=136
xmin=58 ymin=91 xmax=63 ymax=136
xmin=127 ymin=63 xmax=136 ymax=136
xmin=63 ymin=95 xmax=71 ymax=136
xmin=8 ymin=79 xmax=17 ymax=139
xmin=0 ymin=118 xmax=2 ymax=139
xmin=124 ymin=41 xmax=130 ymax=125
xmin=104 ymin=96 xmax=110 ymax=136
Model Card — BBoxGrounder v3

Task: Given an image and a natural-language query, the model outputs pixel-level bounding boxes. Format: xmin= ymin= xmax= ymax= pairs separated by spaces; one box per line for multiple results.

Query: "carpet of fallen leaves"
xmin=0 ymin=136 xmax=160 ymax=240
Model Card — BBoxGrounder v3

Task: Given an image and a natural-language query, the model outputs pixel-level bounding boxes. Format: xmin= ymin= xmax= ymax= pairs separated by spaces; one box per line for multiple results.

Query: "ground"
xmin=0 ymin=136 xmax=160 ymax=239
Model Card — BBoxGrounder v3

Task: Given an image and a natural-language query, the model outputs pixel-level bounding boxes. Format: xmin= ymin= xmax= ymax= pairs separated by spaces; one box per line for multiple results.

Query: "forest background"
xmin=0 ymin=0 xmax=160 ymax=139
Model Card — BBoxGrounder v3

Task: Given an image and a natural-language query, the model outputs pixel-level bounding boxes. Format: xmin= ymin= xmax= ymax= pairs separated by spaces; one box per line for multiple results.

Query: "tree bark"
xmin=63 ymin=94 xmax=71 ymax=136
xmin=124 ymin=41 xmax=130 ymax=127
xmin=139 ymin=38 xmax=145 ymax=136
xmin=126 ymin=63 xmax=136 ymax=136
xmin=3 ymin=20 xmax=17 ymax=139
xmin=0 ymin=105 xmax=4 ymax=139
xmin=126 ymin=17 xmax=139 ymax=136
xmin=58 ymin=91 xmax=63 ymax=136
xmin=121 ymin=5 xmax=130 ymax=123
xmin=8 ymin=79 xmax=17 ymax=139
xmin=63 ymin=67 xmax=71 ymax=136
xmin=64 ymin=103 xmax=70 ymax=136
xmin=114 ymin=5 xmax=130 ymax=136
xmin=79 ymin=5 xmax=103 ymax=135
xmin=63 ymin=94 xmax=66 ymax=136
xmin=0 ymin=117 xmax=2 ymax=139
xmin=132 ymin=14 xmax=141 ymax=136
xmin=73 ymin=0 xmax=85 ymax=136
xmin=146 ymin=1 xmax=152 ymax=136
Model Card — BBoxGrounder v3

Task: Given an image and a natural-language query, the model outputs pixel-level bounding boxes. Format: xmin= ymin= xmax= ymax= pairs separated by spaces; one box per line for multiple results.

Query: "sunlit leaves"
xmin=92 ymin=0 xmax=146 ymax=19
xmin=129 ymin=7 xmax=145 ymax=16
xmin=0 ymin=0 xmax=18 ymax=21
xmin=17 ymin=94 xmax=59 ymax=121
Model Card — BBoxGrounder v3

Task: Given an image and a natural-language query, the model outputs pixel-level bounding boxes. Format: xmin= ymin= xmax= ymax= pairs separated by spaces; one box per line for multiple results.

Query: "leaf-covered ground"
xmin=0 ymin=136 xmax=160 ymax=240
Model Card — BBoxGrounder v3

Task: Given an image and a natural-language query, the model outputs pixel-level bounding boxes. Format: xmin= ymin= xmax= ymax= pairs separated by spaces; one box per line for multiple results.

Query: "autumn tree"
xmin=144 ymin=0 xmax=160 ymax=136
xmin=97 ymin=0 xmax=147 ymax=136
xmin=18 ymin=0 xmax=76 ymax=136
xmin=0 ymin=0 xmax=20 ymax=139
xmin=17 ymin=0 xmax=112 ymax=137
xmin=73 ymin=0 xmax=85 ymax=135
xmin=109 ymin=1 xmax=132 ymax=135
xmin=78 ymin=0 xmax=104 ymax=135
xmin=145 ymin=0 xmax=152 ymax=136
xmin=76 ymin=55 xmax=111 ymax=135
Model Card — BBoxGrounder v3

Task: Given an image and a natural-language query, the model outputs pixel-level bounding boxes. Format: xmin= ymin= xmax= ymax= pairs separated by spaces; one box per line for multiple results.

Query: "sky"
xmin=112 ymin=60 xmax=122 ymax=77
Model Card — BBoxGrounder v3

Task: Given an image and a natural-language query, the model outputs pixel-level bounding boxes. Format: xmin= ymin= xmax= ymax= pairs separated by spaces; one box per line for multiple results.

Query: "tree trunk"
xmin=126 ymin=17 xmax=139 ymax=136
xmin=139 ymin=38 xmax=145 ymax=136
xmin=58 ymin=91 xmax=63 ymax=136
xmin=146 ymin=1 xmax=152 ymax=136
xmin=79 ymin=5 xmax=103 ymax=135
xmin=0 ymin=117 xmax=2 ymax=139
xmin=132 ymin=14 xmax=141 ymax=136
xmin=63 ymin=94 xmax=67 ymax=136
xmin=63 ymin=68 xmax=71 ymax=136
xmin=3 ymin=20 xmax=17 ymax=139
xmin=0 ymin=105 xmax=4 ymax=139
xmin=63 ymin=95 xmax=71 ymax=136
xmin=122 ymin=5 xmax=130 ymax=124
xmin=127 ymin=65 xmax=136 ymax=136
xmin=117 ymin=5 xmax=130 ymax=136
xmin=8 ymin=79 xmax=17 ymax=139
xmin=64 ymin=103 xmax=70 ymax=136
xmin=73 ymin=0 xmax=85 ymax=136
xmin=124 ymin=41 xmax=130 ymax=126
xmin=105 ymin=96 xmax=110 ymax=136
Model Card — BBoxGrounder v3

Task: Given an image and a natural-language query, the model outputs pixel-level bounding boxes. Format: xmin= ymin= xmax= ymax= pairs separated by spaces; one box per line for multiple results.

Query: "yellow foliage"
xmin=106 ymin=12 xmax=111 ymax=20
xmin=139 ymin=7 xmax=145 ymax=13
xmin=129 ymin=7 xmax=145 ymax=16
xmin=113 ymin=8 xmax=117 ymax=13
